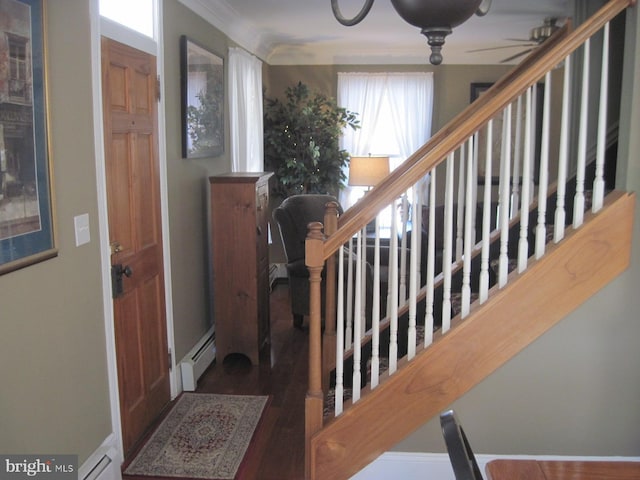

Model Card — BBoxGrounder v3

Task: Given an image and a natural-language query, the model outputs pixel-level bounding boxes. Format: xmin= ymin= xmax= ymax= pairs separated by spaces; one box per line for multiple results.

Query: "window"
xmin=99 ymin=0 xmax=154 ymax=38
xmin=8 ymin=35 xmax=28 ymax=101
xmin=338 ymin=72 xmax=434 ymax=209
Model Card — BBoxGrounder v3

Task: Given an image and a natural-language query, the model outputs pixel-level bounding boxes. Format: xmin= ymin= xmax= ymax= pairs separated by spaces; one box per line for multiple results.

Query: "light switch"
xmin=74 ymin=213 xmax=90 ymax=246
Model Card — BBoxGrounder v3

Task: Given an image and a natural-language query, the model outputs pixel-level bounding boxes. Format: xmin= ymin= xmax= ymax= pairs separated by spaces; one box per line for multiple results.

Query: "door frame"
xmin=89 ymin=0 xmax=177 ymax=459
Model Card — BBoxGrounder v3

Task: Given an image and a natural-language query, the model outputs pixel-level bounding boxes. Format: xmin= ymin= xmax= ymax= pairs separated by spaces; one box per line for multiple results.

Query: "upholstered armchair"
xmin=272 ymin=194 xmax=343 ymax=328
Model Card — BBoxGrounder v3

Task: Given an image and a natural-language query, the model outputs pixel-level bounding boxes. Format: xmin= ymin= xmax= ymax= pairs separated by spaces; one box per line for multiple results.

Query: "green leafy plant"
xmin=264 ymin=82 xmax=359 ymax=197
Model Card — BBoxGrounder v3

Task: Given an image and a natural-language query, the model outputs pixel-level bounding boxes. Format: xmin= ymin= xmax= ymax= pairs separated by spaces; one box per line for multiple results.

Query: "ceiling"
xmin=179 ymin=0 xmax=572 ymax=65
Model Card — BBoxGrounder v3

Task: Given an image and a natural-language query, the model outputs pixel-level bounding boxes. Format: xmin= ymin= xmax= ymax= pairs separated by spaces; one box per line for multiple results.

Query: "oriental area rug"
xmin=124 ymin=393 xmax=269 ymax=480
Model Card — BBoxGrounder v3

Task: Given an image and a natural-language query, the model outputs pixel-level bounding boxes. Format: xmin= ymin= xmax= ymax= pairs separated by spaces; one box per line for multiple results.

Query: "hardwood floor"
xmin=194 ymin=282 xmax=307 ymax=479
xmin=122 ymin=283 xmax=307 ymax=480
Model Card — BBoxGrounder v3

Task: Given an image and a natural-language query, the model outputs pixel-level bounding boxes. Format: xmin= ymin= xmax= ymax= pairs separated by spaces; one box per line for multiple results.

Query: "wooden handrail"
xmin=323 ymin=0 xmax=633 ymax=260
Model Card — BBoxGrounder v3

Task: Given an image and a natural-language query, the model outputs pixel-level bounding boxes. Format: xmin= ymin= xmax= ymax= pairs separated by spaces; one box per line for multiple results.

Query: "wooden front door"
xmin=101 ymin=38 xmax=170 ymax=455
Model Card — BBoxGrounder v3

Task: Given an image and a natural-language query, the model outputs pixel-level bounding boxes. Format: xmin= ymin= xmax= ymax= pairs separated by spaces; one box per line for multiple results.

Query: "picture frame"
xmin=0 ymin=0 xmax=57 ymax=275
xmin=470 ymin=82 xmax=544 ymax=183
xmin=180 ymin=36 xmax=224 ymax=159
xmin=469 ymin=82 xmax=493 ymax=104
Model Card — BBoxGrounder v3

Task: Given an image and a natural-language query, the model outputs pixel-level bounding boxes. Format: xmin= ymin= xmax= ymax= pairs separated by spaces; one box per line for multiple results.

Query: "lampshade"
xmin=348 ymin=156 xmax=390 ymax=187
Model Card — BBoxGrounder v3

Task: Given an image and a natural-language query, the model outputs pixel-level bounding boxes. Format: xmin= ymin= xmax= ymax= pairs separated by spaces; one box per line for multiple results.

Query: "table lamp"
xmin=348 ymin=155 xmax=390 ymax=189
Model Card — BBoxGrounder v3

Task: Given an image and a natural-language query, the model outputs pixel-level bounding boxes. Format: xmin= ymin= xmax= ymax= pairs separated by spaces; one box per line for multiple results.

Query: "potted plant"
xmin=264 ymin=82 xmax=359 ymax=198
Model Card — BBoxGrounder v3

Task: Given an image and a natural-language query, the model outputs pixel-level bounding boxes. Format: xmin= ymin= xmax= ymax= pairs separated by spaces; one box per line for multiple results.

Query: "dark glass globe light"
xmin=390 ymin=0 xmax=487 ymax=64
xmin=331 ymin=0 xmax=491 ymax=65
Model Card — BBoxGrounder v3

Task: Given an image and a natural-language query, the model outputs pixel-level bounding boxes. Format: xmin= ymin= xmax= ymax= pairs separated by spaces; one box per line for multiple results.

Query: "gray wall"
xmin=0 ymin=0 xmax=111 ymax=460
xmin=162 ymin=1 xmax=234 ymax=360
xmin=265 ymin=64 xmax=513 ymax=133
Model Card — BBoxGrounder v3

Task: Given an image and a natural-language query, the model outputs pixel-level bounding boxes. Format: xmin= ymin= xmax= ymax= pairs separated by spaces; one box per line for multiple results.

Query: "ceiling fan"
xmin=468 ymin=17 xmax=561 ymax=63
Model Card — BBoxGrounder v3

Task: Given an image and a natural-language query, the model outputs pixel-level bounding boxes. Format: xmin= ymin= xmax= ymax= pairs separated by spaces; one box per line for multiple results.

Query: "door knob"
xmin=111 ymin=263 xmax=133 ymax=298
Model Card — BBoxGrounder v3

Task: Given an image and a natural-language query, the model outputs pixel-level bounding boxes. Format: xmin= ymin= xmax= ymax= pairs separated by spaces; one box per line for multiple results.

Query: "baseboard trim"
xmin=270 ymin=263 xmax=288 ymax=287
xmin=350 ymin=452 xmax=640 ymax=479
xmin=179 ymin=326 xmax=216 ymax=392
xmin=78 ymin=434 xmax=122 ymax=480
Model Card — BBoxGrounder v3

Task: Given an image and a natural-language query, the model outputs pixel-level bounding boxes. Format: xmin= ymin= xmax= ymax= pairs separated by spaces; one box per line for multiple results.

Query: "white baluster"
xmin=387 ymin=201 xmax=398 ymax=318
xmin=424 ymin=167 xmax=437 ymax=345
xmin=352 ymin=228 xmax=363 ymax=403
xmin=555 ymin=54 xmax=571 ymax=243
xmin=442 ymin=153 xmax=455 ymax=332
xmin=335 ymin=245 xmax=345 ymax=416
xmin=593 ymin=22 xmax=610 ymax=213
xmin=574 ymin=38 xmax=590 ymax=228
xmin=388 ymin=198 xmax=399 ymax=374
xmin=407 ymin=184 xmax=420 ymax=360
xmin=479 ymin=120 xmax=493 ymax=303
xmin=370 ymin=216 xmax=381 ymax=389
xmin=399 ymin=194 xmax=409 ymax=303
xmin=535 ymin=71 xmax=552 ymax=259
xmin=345 ymin=237 xmax=354 ymax=349
xmin=529 ymin=86 xmax=538 ymax=199
xmin=511 ymin=96 xmax=523 ymax=218
xmin=455 ymin=145 xmax=465 ymax=262
xmin=461 ymin=136 xmax=474 ymax=318
xmin=518 ymin=87 xmax=533 ymax=273
xmin=416 ymin=180 xmax=425 ymax=288
xmin=472 ymin=132 xmax=480 ymax=245
xmin=498 ymin=104 xmax=512 ymax=288
xmin=359 ymin=228 xmax=368 ymax=340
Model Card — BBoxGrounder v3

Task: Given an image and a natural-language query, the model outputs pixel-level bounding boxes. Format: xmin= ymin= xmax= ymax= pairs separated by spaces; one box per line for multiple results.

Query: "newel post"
xmin=305 ymin=221 xmax=325 ymax=480
xmin=322 ymin=201 xmax=340 ymax=391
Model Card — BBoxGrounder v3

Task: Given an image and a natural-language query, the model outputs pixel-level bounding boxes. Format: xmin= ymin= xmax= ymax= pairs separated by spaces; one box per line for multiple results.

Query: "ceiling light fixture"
xmin=331 ymin=0 xmax=492 ymax=65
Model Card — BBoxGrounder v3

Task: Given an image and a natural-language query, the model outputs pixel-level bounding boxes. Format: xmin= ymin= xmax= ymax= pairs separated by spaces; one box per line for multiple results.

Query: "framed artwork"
xmin=470 ymin=82 xmax=544 ymax=183
xmin=0 ymin=0 xmax=57 ymax=275
xmin=470 ymin=82 xmax=493 ymax=104
xmin=180 ymin=36 xmax=224 ymax=158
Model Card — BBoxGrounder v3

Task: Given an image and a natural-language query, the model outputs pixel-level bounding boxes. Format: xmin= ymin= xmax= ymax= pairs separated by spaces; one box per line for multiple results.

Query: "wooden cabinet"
xmin=209 ymin=172 xmax=273 ymax=365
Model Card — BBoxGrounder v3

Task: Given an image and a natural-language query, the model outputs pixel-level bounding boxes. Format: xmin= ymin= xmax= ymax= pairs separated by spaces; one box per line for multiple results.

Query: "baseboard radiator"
xmin=79 ymin=443 xmax=120 ymax=480
xmin=180 ymin=327 xmax=216 ymax=391
xmin=269 ymin=262 xmax=287 ymax=289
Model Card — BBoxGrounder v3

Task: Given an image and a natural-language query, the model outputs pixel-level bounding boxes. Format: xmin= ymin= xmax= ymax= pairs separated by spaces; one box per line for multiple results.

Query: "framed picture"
xmin=0 ymin=0 xmax=57 ymax=275
xmin=470 ymin=82 xmax=544 ymax=183
xmin=470 ymin=82 xmax=493 ymax=104
xmin=180 ymin=36 xmax=224 ymax=158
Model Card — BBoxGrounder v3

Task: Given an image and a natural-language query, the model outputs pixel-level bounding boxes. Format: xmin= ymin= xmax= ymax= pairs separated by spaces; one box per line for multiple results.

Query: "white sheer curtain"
xmin=337 ymin=72 xmax=434 ymax=208
xmin=228 ymin=47 xmax=263 ymax=172
xmin=338 ymin=74 xmax=387 ymax=160
xmin=386 ymin=74 xmax=433 ymax=160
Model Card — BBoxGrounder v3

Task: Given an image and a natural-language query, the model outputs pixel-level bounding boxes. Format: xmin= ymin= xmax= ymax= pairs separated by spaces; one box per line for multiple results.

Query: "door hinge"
xmin=156 ymin=75 xmax=161 ymax=102
xmin=168 ymin=349 xmax=173 ymax=371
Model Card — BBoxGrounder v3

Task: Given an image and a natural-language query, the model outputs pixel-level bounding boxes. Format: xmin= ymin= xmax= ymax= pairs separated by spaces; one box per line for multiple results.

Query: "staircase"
xmin=302 ymin=1 xmax=637 ymax=478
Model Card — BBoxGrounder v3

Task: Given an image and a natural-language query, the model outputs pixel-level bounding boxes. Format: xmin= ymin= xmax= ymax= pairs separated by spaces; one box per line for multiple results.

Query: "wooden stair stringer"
xmin=309 ymin=191 xmax=636 ymax=480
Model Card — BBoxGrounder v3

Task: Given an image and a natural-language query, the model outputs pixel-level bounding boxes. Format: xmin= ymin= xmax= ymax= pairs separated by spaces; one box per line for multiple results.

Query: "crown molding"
xmin=176 ymin=0 xmax=572 ymax=66
xmin=177 ymin=0 xmax=271 ymax=60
